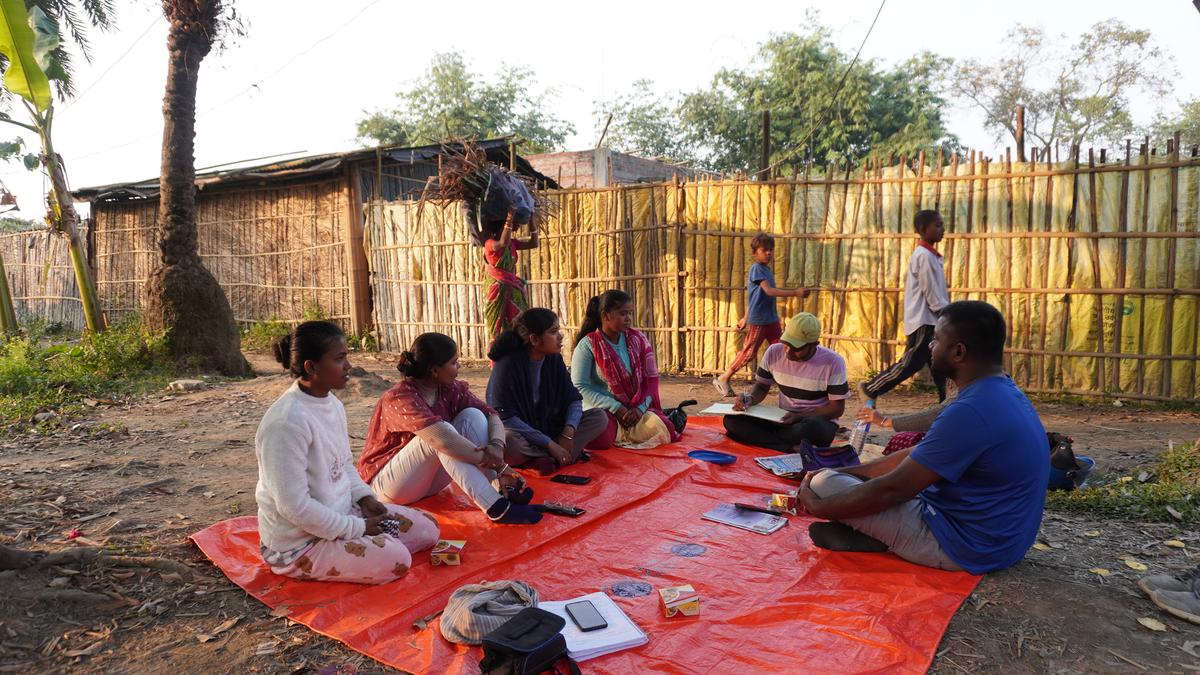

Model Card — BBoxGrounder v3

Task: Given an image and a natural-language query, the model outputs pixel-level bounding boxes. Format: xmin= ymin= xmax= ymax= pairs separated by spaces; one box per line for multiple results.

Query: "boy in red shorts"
xmin=713 ymin=233 xmax=809 ymax=397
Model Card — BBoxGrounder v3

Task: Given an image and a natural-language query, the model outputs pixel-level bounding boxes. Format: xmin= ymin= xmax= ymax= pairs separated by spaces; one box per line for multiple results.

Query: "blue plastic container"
xmin=1047 ymin=455 xmax=1094 ymax=491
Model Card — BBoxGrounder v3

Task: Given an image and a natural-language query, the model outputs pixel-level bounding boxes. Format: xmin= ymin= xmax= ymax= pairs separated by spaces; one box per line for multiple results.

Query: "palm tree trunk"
xmin=142 ymin=0 xmax=247 ymax=375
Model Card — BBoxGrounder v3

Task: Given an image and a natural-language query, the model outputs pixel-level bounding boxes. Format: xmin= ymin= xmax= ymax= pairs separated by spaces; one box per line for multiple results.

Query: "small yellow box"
xmin=770 ymin=492 xmax=798 ymax=515
xmin=659 ymin=584 xmax=700 ymax=617
xmin=431 ymin=539 xmax=465 ymax=566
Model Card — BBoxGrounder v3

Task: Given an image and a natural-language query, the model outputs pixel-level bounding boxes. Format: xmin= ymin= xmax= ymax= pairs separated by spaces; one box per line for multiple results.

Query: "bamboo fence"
xmin=368 ymin=149 xmax=1200 ymax=403
xmin=0 ymin=227 xmax=87 ymax=330
xmin=90 ymin=179 xmax=353 ymax=325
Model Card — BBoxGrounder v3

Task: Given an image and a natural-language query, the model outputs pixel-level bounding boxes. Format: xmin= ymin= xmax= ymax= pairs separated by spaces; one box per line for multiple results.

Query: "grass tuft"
xmin=1046 ymin=440 xmax=1200 ymax=523
xmin=0 ymin=317 xmax=173 ymax=423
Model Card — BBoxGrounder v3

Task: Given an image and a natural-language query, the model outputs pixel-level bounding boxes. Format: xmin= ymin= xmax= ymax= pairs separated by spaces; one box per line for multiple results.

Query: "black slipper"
xmin=808 ymin=521 xmax=889 ymax=553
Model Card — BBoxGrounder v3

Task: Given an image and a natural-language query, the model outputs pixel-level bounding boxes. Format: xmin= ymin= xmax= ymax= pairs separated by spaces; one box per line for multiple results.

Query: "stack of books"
xmin=540 ymin=591 xmax=648 ymax=661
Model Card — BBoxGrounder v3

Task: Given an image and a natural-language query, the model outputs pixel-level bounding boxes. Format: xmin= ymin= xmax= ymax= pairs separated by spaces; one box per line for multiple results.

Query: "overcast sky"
xmin=1 ymin=0 xmax=1197 ymax=217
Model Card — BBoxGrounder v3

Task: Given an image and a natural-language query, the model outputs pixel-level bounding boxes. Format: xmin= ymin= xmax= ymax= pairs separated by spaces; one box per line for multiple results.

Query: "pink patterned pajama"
xmin=267 ymin=504 xmax=440 ymax=584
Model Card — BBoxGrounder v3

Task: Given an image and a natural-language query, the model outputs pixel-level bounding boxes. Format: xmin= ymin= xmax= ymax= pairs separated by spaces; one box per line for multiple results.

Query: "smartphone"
xmin=565 ymin=600 xmax=608 ymax=632
xmin=542 ymin=503 xmax=586 ymax=517
xmin=550 ymin=474 xmax=592 ymax=485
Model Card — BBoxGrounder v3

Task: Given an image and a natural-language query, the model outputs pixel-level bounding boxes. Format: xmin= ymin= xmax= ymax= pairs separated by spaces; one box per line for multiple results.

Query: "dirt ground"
xmin=1 ymin=352 xmax=1198 ymax=674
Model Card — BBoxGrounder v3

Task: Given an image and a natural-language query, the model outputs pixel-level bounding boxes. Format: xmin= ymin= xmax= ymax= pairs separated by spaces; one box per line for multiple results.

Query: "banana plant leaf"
xmin=29 ymin=6 xmax=65 ymax=84
xmin=0 ymin=0 xmax=51 ymax=111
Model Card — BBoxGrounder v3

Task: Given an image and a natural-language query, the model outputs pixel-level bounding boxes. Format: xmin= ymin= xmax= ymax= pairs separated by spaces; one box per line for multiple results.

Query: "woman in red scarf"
xmin=569 ymin=290 xmax=680 ymax=449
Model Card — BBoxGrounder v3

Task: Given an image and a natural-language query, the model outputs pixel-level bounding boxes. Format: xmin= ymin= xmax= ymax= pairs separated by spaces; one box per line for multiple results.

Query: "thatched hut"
xmin=72 ymin=139 xmax=552 ymax=334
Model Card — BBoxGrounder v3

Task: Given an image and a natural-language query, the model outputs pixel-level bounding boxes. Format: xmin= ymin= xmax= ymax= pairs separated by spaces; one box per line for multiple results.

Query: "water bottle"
xmin=849 ymin=400 xmax=874 ymax=451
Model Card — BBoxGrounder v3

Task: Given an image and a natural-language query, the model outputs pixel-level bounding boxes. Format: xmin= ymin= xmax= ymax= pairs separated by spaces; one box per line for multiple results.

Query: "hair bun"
xmin=397 ymin=350 xmax=415 ymax=375
xmin=272 ymin=335 xmax=293 ymax=370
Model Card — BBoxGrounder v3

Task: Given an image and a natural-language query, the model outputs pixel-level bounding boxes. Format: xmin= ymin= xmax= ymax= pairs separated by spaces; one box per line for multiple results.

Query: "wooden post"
xmin=1163 ymin=130 xmax=1181 ymax=397
xmin=344 ymin=164 xmax=372 ymax=334
xmin=1015 ymin=105 xmax=1026 ymax=162
xmin=759 ymin=110 xmax=771 ymax=181
xmin=673 ymin=178 xmax=686 ymax=372
xmin=1111 ymin=139 xmax=1131 ymax=390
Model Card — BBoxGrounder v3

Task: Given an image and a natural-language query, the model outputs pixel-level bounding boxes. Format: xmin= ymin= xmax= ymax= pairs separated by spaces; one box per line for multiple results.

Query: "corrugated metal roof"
xmin=74 ymin=138 xmax=555 ymax=202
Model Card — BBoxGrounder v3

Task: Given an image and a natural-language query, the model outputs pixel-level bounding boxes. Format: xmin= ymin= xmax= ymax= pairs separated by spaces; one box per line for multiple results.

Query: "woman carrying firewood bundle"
xmin=482 ymin=206 xmax=539 ymax=341
xmin=433 ymin=142 xmax=545 ymax=343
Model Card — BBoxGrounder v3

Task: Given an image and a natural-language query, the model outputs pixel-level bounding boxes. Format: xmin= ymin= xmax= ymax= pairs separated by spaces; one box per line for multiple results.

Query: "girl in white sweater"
xmin=255 ymin=321 xmax=439 ymax=584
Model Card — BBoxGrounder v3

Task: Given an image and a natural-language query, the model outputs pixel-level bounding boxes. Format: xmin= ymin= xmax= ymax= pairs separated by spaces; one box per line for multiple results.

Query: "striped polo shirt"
xmin=756 ymin=344 xmax=850 ymax=416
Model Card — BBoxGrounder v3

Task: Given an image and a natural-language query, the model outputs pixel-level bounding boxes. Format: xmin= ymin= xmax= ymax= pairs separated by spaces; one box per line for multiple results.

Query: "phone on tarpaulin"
xmin=542 ymin=503 xmax=586 ymax=517
xmin=565 ymin=600 xmax=608 ymax=632
xmin=550 ymin=474 xmax=592 ymax=485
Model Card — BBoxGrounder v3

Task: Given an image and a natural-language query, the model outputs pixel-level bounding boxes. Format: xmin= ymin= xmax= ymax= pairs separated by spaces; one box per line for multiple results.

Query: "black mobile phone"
xmin=550 ymin=474 xmax=592 ymax=485
xmin=565 ymin=600 xmax=608 ymax=632
xmin=542 ymin=503 xmax=586 ymax=517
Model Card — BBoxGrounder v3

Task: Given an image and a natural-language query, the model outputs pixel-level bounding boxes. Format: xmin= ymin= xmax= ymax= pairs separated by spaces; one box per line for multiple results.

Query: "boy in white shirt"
xmin=861 ymin=210 xmax=950 ymax=403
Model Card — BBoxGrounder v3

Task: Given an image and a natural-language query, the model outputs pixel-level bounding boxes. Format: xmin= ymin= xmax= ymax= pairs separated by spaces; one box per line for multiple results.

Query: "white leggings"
xmin=370 ymin=408 xmax=501 ymax=512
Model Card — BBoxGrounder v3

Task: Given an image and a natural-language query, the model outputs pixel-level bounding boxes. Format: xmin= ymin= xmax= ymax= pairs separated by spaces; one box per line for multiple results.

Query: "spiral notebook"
xmin=540 ymin=591 xmax=648 ymax=661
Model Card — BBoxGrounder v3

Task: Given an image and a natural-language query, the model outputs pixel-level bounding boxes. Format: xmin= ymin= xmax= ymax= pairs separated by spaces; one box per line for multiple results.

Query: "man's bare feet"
xmin=0 ymin=542 xmax=43 ymax=570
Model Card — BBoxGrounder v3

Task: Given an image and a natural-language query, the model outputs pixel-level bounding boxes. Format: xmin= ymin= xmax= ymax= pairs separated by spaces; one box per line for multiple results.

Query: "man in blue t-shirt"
xmin=798 ymin=301 xmax=1047 ymax=574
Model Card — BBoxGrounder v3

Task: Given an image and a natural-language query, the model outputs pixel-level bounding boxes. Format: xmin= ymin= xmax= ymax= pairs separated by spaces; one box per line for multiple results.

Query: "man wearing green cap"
xmin=725 ymin=312 xmax=850 ymax=451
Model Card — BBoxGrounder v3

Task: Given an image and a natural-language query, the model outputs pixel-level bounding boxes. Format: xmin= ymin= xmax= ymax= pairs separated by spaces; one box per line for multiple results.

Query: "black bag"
xmin=1047 ymin=432 xmax=1080 ymax=471
xmin=465 ymin=168 xmax=536 ymax=246
xmin=479 ymin=607 xmax=580 ymax=675
xmin=664 ymin=399 xmax=697 ymax=434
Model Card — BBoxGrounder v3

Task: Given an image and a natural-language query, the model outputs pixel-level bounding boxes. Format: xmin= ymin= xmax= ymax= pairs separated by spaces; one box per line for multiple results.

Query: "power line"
xmin=65 ymin=15 xmax=163 ymax=109
xmin=198 ymin=0 xmax=383 ymax=117
xmin=764 ymin=0 xmax=888 ymax=174
xmin=69 ymin=1 xmax=382 ymax=163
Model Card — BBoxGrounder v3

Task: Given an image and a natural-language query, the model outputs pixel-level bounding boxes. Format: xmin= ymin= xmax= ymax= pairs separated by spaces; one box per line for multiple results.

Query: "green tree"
xmin=356 ymin=51 xmax=574 ymax=153
xmin=598 ymin=24 xmax=957 ymax=173
xmin=1146 ymin=98 xmax=1200 ymax=149
xmin=141 ymin=0 xmax=248 ymax=375
xmin=948 ymin=20 xmax=1174 ymax=152
xmin=595 ymin=79 xmax=694 ymax=162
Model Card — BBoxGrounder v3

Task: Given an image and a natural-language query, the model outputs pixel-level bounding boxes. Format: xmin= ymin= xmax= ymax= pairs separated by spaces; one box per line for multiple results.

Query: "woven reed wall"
xmin=90 ymin=178 xmax=352 ymax=325
xmin=370 ymin=152 xmax=1200 ymax=402
xmin=366 ymin=188 xmax=681 ymax=363
xmin=0 ymin=228 xmax=86 ymax=330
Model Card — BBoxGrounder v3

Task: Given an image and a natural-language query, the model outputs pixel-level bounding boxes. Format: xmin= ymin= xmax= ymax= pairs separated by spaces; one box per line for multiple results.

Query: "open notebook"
xmin=698 ymin=402 xmax=789 ymax=423
xmin=540 ymin=591 xmax=648 ymax=661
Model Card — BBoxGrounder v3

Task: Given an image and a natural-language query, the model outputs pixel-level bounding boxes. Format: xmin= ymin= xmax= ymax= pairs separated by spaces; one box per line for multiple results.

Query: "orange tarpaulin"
xmin=191 ymin=418 xmax=979 ymax=673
